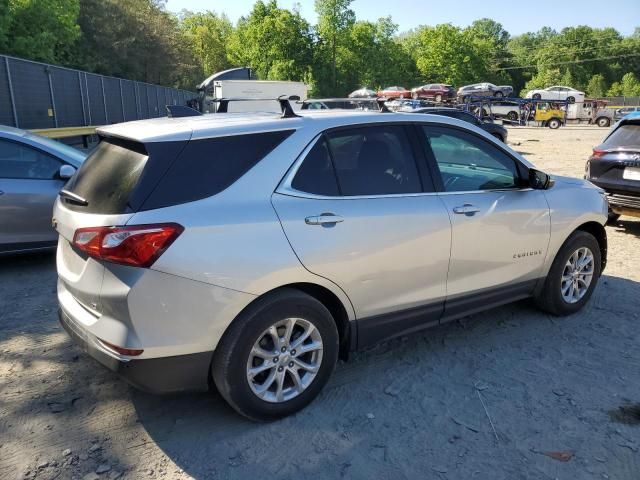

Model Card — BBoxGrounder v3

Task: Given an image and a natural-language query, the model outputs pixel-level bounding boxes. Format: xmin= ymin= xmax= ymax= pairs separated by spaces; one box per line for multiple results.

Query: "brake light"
xmin=73 ymin=223 xmax=183 ymax=267
xmin=592 ymin=149 xmax=607 ymax=158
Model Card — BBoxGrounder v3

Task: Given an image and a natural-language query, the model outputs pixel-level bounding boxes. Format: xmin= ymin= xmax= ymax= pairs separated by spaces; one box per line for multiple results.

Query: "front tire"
xmin=507 ymin=111 xmax=518 ymax=121
xmin=532 ymin=93 xmax=541 ymax=100
xmin=548 ymin=118 xmax=561 ymax=129
xmin=494 ymin=91 xmax=503 ymax=98
xmin=534 ymin=231 xmax=601 ymax=316
xmin=435 ymin=94 xmax=442 ymax=102
xmin=212 ymin=289 xmax=339 ymax=421
xmin=597 ymin=117 xmax=611 ymax=128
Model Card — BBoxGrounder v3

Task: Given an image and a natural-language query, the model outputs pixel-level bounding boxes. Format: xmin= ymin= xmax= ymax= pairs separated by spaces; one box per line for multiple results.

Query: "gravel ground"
xmin=1 ymin=125 xmax=639 ymax=480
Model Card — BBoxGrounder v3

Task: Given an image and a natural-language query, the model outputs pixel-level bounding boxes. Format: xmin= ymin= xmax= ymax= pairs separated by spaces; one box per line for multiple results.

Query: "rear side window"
xmin=603 ymin=124 xmax=640 ymax=148
xmin=64 ymin=138 xmax=148 ymax=213
xmin=143 ymin=130 xmax=294 ymax=210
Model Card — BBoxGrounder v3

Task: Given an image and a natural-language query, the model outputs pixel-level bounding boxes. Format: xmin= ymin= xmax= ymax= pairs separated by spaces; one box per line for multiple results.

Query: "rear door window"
xmin=327 ymin=125 xmax=423 ymax=196
xmin=291 ymin=138 xmax=339 ymax=196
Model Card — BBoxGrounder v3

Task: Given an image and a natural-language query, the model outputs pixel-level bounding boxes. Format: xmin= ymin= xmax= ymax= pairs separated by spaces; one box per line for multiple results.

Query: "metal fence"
xmin=0 ymin=54 xmax=196 ymax=130
xmin=599 ymin=96 xmax=640 ymax=107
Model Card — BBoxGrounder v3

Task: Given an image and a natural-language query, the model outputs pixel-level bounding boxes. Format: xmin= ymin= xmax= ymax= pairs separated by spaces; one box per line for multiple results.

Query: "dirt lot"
xmin=1 ymin=125 xmax=639 ymax=480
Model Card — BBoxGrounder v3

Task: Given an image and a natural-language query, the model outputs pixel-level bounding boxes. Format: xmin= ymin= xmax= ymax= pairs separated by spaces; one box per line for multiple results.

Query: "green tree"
xmin=228 ymin=1 xmax=313 ymax=81
xmin=5 ymin=0 xmax=80 ymax=63
xmin=315 ymin=0 xmax=355 ymax=91
xmin=610 ymin=72 xmax=640 ymax=96
xmin=180 ymin=10 xmax=233 ymax=78
xmin=410 ymin=24 xmax=492 ymax=86
xmin=586 ymin=74 xmax=607 ymax=97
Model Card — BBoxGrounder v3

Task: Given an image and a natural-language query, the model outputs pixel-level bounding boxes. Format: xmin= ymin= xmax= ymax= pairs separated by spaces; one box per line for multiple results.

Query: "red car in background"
xmin=377 ymin=86 xmax=411 ymax=99
xmin=411 ymin=84 xmax=456 ymax=102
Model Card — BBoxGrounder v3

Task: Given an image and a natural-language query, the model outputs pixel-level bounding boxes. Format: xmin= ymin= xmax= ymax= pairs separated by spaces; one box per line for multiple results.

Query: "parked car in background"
xmin=348 ymin=87 xmax=377 ymax=98
xmin=0 ymin=126 xmax=85 ymax=254
xmin=377 ymin=86 xmax=411 ymax=99
xmin=409 ymin=107 xmax=508 ymax=142
xmin=411 ymin=84 xmax=456 ymax=102
xmin=614 ymin=106 xmax=640 ymax=122
xmin=585 ymin=112 xmax=640 ymax=222
xmin=480 ymin=100 xmax=522 ymax=121
xmin=526 ymin=86 xmax=585 ymax=103
xmin=55 ymin=103 xmax=607 ymax=421
xmin=458 ymin=83 xmax=513 ymax=101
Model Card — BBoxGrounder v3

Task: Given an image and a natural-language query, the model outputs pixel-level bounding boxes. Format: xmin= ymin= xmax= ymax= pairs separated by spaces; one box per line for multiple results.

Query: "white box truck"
xmin=202 ymin=80 xmax=308 ymax=113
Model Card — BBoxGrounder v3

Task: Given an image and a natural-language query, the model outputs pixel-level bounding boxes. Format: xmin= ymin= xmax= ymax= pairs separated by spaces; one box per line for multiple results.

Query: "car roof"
xmin=97 ymin=109 xmax=438 ymax=142
xmin=0 ymin=124 xmax=86 ymax=165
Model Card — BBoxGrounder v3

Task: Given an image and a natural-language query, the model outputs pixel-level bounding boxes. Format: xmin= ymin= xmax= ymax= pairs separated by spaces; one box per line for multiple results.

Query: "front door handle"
xmin=453 ymin=204 xmax=480 ymax=215
xmin=305 ymin=213 xmax=344 ymax=225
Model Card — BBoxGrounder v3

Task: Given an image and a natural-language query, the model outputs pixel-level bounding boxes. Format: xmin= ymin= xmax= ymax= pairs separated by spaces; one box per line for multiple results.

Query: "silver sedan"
xmin=0 ymin=126 xmax=86 ymax=254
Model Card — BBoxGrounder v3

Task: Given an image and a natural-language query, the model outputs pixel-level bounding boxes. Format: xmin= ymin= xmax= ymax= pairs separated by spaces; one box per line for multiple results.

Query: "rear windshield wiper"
xmin=59 ymin=189 xmax=89 ymax=206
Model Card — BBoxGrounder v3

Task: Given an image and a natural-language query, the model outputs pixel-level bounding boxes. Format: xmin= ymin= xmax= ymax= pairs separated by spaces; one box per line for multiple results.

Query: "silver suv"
xmin=55 ymin=101 xmax=608 ymax=420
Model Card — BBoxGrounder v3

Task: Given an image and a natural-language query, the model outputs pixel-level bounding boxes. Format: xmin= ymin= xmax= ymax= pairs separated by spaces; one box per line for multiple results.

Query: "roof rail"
xmin=166 ymin=105 xmax=203 ymax=118
xmin=302 ymin=97 xmax=390 ymax=113
xmin=210 ymin=96 xmax=301 ymax=118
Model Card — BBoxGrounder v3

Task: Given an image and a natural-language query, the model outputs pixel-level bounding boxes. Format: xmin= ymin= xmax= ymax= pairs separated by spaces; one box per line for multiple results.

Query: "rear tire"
xmin=435 ymin=94 xmax=442 ymax=102
xmin=534 ymin=231 xmax=601 ymax=316
xmin=507 ymin=111 xmax=518 ymax=121
xmin=532 ymin=93 xmax=541 ymax=100
xmin=596 ymin=117 xmax=611 ymax=128
xmin=212 ymin=289 xmax=339 ymax=421
xmin=567 ymin=96 xmax=575 ymax=104
xmin=494 ymin=91 xmax=503 ymax=98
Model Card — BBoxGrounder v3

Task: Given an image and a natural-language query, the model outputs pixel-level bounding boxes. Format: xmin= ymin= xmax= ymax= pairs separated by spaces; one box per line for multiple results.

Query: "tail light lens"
xmin=592 ymin=149 xmax=607 ymax=158
xmin=73 ymin=223 xmax=183 ymax=267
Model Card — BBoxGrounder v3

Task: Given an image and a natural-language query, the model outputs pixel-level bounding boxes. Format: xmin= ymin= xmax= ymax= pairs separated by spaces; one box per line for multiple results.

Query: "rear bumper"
xmin=59 ymin=308 xmax=212 ymax=394
xmin=605 ymin=194 xmax=640 ymax=217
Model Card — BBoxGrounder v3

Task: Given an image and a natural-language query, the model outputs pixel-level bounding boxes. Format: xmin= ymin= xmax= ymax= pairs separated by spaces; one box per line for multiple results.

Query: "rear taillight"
xmin=73 ymin=223 xmax=183 ymax=267
xmin=592 ymin=149 xmax=607 ymax=158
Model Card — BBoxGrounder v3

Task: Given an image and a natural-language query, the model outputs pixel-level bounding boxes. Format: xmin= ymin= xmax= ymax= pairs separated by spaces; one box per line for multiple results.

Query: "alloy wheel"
xmin=246 ymin=318 xmax=323 ymax=403
xmin=561 ymin=247 xmax=595 ymax=304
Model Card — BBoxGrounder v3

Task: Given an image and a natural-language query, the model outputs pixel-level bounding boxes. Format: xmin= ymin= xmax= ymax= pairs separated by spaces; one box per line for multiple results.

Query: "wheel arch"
xmin=575 ymin=221 xmax=607 ymax=271
xmin=221 ymin=282 xmax=355 ymax=361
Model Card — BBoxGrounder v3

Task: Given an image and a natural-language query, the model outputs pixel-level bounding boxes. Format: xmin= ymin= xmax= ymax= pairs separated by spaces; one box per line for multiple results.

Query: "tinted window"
xmin=327 ymin=125 xmax=422 ymax=196
xmin=0 ymin=140 xmax=62 ymax=179
xmin=143 ymin=130 xmax=294 ymax=210
xmin=292 ymin=138 xmax=339 ymax=196
xmin=422 ymin=126 xmax=519 ymax=192
xmin=64 ymin=138 xmax=149 ymax=213
xmin=603 ymin=124 xmax=640 ymax=148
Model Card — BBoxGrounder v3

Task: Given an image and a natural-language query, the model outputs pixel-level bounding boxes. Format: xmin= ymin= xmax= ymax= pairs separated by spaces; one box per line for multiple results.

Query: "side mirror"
xmin=529 ymin=169 xmax=554 ymax=190
xmin=59 ymin=164 xmax=76 ymax=180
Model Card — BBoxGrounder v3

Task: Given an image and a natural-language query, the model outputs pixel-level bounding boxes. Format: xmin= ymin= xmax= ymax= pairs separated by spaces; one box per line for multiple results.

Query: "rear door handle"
xmin=453 ymin=204 xmax=480 ymax=215
xmin=305 ymin=213 xmax=344 ymax=225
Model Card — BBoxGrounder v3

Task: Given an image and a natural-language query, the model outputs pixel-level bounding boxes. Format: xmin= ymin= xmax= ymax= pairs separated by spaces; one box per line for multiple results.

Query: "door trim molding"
xmin=354 ymin=279 xmax=539 ymax=350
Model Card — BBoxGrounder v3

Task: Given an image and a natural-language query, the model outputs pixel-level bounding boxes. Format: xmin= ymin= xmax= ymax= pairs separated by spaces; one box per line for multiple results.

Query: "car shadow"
xmin=608 ymin=216 xmax=640 ymax=236
xmin=130 ymin=273 xmax=640 ymax=479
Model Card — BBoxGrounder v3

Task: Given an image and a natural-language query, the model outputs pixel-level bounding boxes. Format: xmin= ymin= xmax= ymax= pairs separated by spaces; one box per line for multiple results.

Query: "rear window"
xmin=63 ymin=138 xmax=149 ymax=214
xmin=63 ymin=130 xmax=294 ymax=214
xmin=603 ymin=124 xmax=640 ymax=148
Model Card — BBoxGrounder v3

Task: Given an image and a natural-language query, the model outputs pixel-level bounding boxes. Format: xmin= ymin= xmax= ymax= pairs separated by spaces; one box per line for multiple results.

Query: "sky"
xmin=165 ymin=0 xmax=640 ymax=36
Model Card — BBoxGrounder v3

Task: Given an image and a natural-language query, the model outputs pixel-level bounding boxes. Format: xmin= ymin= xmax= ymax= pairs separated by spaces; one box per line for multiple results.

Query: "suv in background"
xmin=458 ymin=83 xmax=513 ymax=101
xmin=586 ymin=112 xmax=640 ymax=222
xmin=411 ymin=84 xmax=455 ymax=102
xmin=56 ymin=102 xmax=607 ymax=421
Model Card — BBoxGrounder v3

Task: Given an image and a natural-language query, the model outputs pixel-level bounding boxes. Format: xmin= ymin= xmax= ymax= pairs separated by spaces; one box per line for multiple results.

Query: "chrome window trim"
xmin=276 ymin=132 xmax=534 ymax=201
